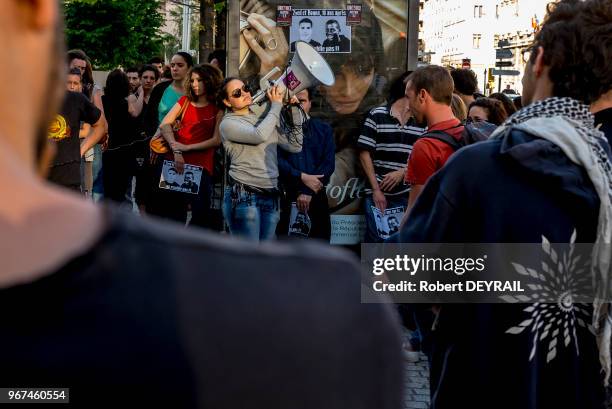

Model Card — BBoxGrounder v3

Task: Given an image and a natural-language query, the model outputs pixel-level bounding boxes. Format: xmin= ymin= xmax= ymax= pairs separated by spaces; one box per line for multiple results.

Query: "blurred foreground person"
xmin=0 ymin=1 xmax=402 ymax=407
xmin=394 ymin=1 xmax=612 ymax=407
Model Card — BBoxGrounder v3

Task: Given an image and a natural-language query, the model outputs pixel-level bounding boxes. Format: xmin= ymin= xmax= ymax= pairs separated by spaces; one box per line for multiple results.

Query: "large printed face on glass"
xmin=321 ymin=65 xmax=374 ymax=115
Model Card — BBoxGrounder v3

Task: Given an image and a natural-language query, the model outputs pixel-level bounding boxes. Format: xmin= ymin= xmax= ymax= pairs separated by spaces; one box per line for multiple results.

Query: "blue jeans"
xmin=223 ymin=186 xmax=280 ymax=241
xmin=91 ymin=145 xmax=104 ymax=202
xmin=363 ymin=194 xmax=408 ymax=243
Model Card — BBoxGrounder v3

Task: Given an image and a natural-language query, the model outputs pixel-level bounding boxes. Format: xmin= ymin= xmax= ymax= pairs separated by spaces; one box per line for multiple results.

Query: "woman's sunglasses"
xmin=230 ymin=84 xmax=251 ymax=98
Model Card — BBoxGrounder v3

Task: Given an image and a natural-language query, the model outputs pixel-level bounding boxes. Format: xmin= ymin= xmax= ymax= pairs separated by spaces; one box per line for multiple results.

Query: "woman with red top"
xmin=150 ymin=64 xmax=224 ymax=227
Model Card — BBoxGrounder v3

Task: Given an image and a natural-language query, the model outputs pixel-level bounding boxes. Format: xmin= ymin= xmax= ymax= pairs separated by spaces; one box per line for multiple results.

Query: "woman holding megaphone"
xmin=218 ymin=78 xmax=303 ymax=241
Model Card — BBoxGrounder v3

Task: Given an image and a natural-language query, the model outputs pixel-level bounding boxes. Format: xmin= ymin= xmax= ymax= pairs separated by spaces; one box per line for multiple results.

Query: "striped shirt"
xmin=357 ymin=104 xmax=425 ymax=196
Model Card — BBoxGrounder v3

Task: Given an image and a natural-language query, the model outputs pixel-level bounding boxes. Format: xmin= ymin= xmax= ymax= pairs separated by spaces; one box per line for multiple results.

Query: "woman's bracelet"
xmin=173 ymin=150 xmax=182 ymax=155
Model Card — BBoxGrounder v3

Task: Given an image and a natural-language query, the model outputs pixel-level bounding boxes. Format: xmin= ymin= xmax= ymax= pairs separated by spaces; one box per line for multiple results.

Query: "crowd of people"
xmin=6 ymin=0 xmax=612 ymax=406
xmin=50 ymin=46 xmax=337 ymax=241
xmin=49 ymin=49 xmax=525 ymax=246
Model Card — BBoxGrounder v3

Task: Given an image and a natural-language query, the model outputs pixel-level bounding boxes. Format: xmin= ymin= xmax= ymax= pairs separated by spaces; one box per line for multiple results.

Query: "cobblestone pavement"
xmin=403 ymin=353 xmax=430 ymax=409
xmin=403 ymin=331 xmax=430 ymax=409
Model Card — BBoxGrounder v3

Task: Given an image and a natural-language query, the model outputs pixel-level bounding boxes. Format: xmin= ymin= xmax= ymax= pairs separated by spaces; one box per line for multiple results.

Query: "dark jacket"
xmin=393 ymin=127 xmax=604 ymax=409
xmin=278 ymin=118 xmax=335 ymax=196
xmin=142 ymin=80 xmax=172 ymax=137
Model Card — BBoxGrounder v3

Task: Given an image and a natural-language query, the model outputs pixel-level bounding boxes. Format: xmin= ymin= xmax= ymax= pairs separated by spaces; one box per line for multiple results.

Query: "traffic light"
xmin=487 ymin=68 xmax=496 ymax=93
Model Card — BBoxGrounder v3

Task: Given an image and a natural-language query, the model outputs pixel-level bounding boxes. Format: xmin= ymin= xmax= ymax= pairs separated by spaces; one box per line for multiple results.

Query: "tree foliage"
xmin=63 ymin=0 xmax=165 ymax=70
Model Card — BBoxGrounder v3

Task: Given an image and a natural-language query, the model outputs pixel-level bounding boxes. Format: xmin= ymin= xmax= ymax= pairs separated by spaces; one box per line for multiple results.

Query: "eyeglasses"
xmin=230 ymin=84 xmax=251 ymax=98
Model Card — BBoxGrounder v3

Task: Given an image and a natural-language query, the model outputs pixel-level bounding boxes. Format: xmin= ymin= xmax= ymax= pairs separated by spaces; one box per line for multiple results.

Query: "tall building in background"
xmin=493 ymin=0 xmax=551 ymax=94
xmin=419 ymin=0 xmax=553 ymax=96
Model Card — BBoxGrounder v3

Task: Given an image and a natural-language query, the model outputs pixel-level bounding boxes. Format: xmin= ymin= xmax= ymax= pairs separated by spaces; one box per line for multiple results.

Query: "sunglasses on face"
xmin=230 ymin=84 xmax=251 ymax=98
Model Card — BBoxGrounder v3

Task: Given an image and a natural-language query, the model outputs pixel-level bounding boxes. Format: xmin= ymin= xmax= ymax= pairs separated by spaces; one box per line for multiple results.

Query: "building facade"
xmin=419 ymin=0 xmax=553 ymax=96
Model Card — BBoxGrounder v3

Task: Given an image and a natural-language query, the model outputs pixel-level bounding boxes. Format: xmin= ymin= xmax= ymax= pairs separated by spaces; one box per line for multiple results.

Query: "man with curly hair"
xmin=394 ymin=0 xmax=612 ymax=407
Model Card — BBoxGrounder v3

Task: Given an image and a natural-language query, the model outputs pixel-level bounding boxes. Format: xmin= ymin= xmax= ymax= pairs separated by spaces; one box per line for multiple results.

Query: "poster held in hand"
xmin=371 ymin=206 xmax=405 ymax=239
xmin=288 ymin=202 xmax=312 ymax=237
xmin=159 ymin=160 xmax=203 ymax=195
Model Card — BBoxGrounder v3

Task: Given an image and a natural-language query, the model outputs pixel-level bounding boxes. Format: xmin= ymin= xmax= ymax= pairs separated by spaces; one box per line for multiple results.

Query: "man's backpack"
xmin=423 ymin=121 xmax=498 ymax=151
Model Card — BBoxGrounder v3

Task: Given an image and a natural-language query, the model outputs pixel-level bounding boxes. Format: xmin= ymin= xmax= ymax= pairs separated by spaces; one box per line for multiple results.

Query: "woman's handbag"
xmin=149 ymin=100 xmax=189 ymax=154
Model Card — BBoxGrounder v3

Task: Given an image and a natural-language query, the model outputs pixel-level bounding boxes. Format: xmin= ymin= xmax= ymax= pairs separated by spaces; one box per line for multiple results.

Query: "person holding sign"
xmin=150 ymin=64 xmax=223 ymax=227
xmin=278 ymin=88 xmax=335 ymax=241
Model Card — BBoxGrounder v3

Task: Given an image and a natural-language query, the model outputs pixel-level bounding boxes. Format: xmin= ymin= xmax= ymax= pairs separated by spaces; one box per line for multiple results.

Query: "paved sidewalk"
xmin=402 ymin=331 xmax=430 ymax=409
xmin=403 ymin=353 xmax=430 ymax=409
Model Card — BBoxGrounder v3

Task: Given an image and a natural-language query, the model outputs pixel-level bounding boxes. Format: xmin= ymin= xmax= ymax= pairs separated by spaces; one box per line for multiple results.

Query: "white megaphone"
xmin=251 ymin=41 xmax=335 ymax=105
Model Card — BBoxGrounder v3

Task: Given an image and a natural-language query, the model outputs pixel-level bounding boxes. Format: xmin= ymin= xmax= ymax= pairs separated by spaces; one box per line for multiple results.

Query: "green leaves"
xmin=63 ymin=0 xmax=164 ymax=70
xmin=214 ymin=1 xmax=226 ymax=13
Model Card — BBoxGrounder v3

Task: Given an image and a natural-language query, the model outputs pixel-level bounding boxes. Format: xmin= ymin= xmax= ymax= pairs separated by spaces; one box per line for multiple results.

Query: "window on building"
xmin=474 ymin=5 xmax=483 ymax=18
xmin=473 ymin=34 xmax=482 ymax=49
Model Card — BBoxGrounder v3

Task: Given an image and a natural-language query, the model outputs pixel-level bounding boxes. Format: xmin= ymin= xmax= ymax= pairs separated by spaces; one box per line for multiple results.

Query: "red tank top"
xmin=166 ymin=96 xmax=218 ymax=174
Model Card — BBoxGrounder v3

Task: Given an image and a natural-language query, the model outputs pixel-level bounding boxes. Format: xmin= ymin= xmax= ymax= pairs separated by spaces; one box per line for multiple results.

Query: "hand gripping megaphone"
xmin=251 ymin=41 xmax=336 ymax=105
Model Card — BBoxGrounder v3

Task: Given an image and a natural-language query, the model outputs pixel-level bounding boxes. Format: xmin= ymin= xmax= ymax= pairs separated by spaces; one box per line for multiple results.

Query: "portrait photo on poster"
xmin=290 ymin=9 xmax=351 ymax=53
xmin=159 ymin=160 xmax=203 ymax=194
xmin=288 ymin=202 xmax=312 ymax=237
xmin=371 ymin=205 xmax=404 ymax=239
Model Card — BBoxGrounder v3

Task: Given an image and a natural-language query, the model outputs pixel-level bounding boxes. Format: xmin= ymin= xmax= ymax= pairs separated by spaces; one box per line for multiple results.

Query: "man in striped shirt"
xmin=357 ymin=72 xmax=425 ymax=242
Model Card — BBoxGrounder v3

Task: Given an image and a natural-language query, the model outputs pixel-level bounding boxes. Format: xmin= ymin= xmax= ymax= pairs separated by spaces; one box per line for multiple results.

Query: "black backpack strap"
xmin=422 ymin=130 xmax=463 ymax=151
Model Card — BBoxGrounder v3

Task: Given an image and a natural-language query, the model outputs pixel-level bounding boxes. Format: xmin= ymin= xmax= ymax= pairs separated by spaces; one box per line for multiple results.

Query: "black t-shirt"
xmin=102 ymin=95 xmax=140 ymax=150
xmin=0 ymin=207 xmax=402 ymax=408
xmin=48 ymin=91 xmax=101 ymax=187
